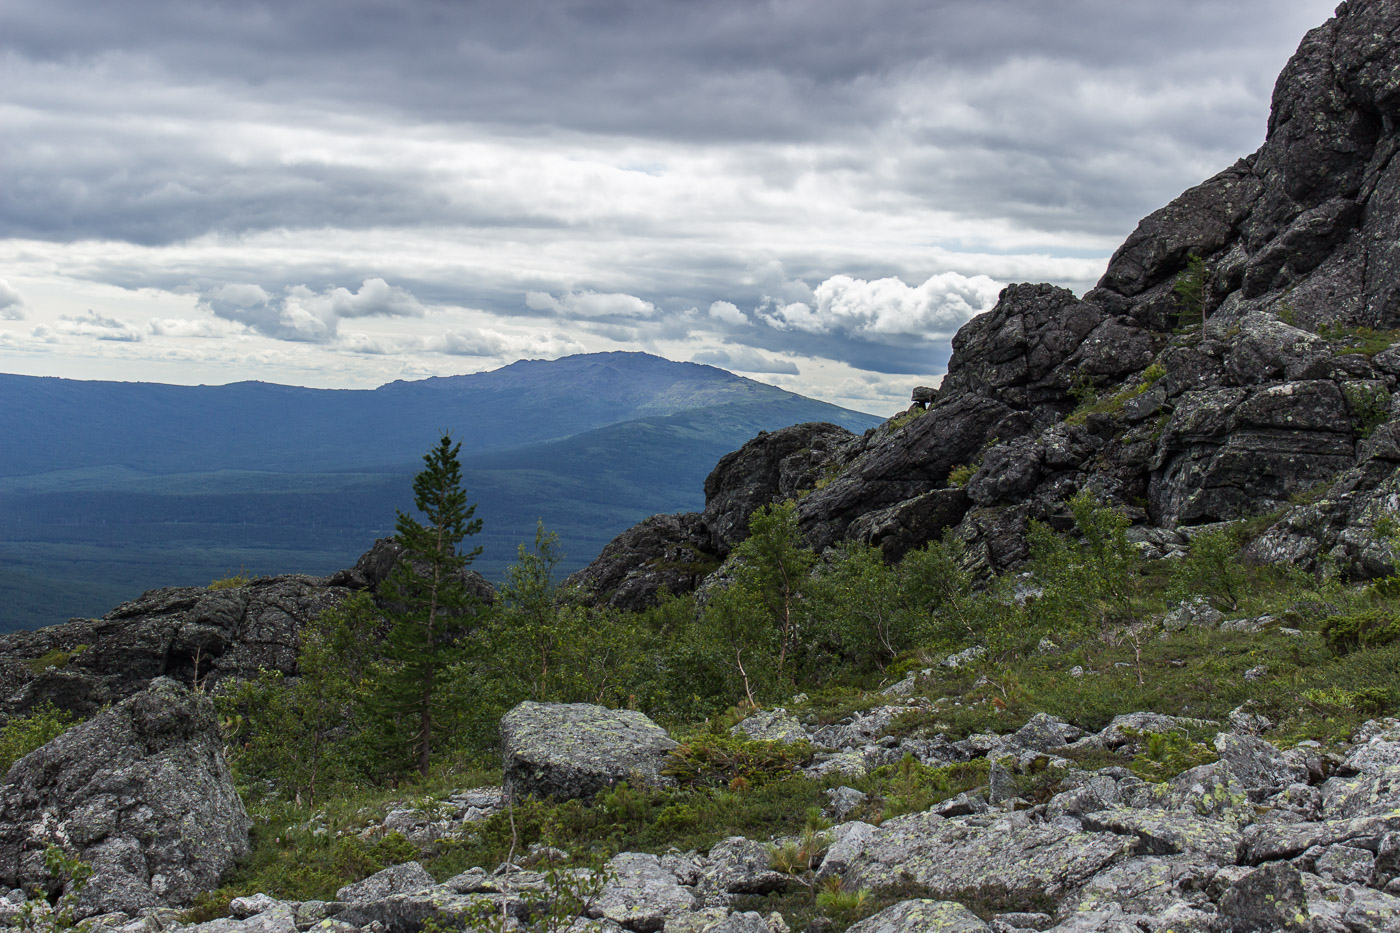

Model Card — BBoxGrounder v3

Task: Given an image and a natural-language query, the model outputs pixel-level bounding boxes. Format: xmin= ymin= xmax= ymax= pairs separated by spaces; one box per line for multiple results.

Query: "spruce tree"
xmin=377 ymin=432 xmax=483 ymax=777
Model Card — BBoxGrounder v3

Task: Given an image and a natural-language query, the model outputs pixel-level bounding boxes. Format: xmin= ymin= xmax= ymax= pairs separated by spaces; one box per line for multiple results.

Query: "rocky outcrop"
xmin=0 ymin=679 xmax=249 ymax=918
xmin=571 ymin=0 xmax=1400 ymax=602
xmin=0 ymin=538 xmax=495 ymax=721
xmin=567 ymin=423 xmax=858 ymax=609
xmin=500 ymin=701 xmax=679 ymax=802
xmin=0 ymin=575 xmax=353 ymax=721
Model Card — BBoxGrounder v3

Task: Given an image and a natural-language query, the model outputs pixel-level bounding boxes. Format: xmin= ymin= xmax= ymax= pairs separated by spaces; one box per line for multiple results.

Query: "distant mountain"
xmin=0 ymin=352 xmax=881 ymax=631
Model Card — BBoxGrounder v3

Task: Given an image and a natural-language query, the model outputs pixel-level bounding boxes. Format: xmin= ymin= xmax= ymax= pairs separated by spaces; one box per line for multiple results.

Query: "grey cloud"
xmin=0 ymin=1 xmax=1333 ymax=142
xmin=0 ymin=0 xmax=1336 ymax=250
xmin=54 ymin=310 xmax=143 ymax=342
xmin=198 ymin=278 xmax=424 ymax=343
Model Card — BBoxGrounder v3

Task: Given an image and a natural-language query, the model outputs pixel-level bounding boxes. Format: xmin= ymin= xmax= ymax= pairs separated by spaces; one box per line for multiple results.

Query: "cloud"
xmin=198 ymin=277 xmax=425 ymax=343
xmin=0 ymin=279 xmax=25 ymax=319
xmin=759 ymin=272 xmax=1002 ymax=340
xmin=53 ymin=309 xmax=143 ymax=342
xmin=708 ymin=300 xmax=748 ymax=326
xmin=148 ymin=316 xmax=240 ymax=338
xmin=524 ymin=290 xmax=656 ymax=320
xmin=692 ymin=346 xmax=799 ymax=375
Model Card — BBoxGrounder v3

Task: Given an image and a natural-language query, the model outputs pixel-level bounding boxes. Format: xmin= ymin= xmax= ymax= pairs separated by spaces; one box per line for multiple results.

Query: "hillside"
xmin=0 ymin=352 xmax=879 ymax=630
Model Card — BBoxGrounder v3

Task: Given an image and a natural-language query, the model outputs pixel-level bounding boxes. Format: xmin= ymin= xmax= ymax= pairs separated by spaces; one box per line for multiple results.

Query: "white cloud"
xmin=0 ymin=278 xmax=25 ymax=320
xmin=760 ymin=272 xmax=1002 ymax=340
xmin=148 ymin=317 xmax=239 ymax=338
xmin=198 ymin=277 xmax=425 ymax=343
xmin=525 ymin=290 xmax=655 ymax=319
xmin=692 ymin=346 xmax=799 ymax=375
xmin=428 ymin=328 xmax=585 ymax=360
xmin=708 ymin=300 xmax=748 ymax=326
xmin=53 ymin=310 xmax=143 ymax=342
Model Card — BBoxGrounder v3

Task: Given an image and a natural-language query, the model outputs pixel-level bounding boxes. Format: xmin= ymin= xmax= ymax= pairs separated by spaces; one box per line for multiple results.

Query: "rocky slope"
xmin=40 ymin=694 xmax=1397 ymax=933
xmin=571 ymin=0 xmax=1400 ymax=608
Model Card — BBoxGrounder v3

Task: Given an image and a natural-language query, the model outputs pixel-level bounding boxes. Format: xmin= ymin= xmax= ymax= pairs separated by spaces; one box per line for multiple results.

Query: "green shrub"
xmin=1343 ymin=383 xmax=1391 ymax=438
xmin=662 ymin=734 xmax=814 ymax=788
xmin=1169 ymin=526 xmax=1246 ymax=611
xmin=0 ymin=703 xmax=80 ymax=773
xmin=22 ymin=645 xmax=87 ymax=674
xmin=19 ymin=846 xmax=92 ymax=933
xmin=1129 ymin=731 xmax=1217 ymax=781
xmin=947 ymin=463 xmax=975 ymax=487
xmin=209 ymin=567 xmax=254 ymax=589
xmin=1320 ymin=608 xmax=1400 ymax=653
xmin=858 ymin=754 xmax=989 ymax=820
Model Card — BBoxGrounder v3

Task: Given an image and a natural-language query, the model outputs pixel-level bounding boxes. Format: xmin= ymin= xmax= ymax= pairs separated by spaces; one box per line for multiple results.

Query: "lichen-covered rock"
xmin=1071 ymin=855 xmax=1219 ymax=917
xmin=1081 ymin=808 xmax=1241 ymax=865
xmin=1217 ymin=861 xmax=1309 ymax=933
xmin=334 ymin=861 xmax=434 ymax=902
xmin=729 ymin=709 xmax=809 ymax=745
xmin=841 ymin=810 xmax=1129 ymax=903
xmin=1214 ymin=731 xmax=1309 ymax=791
xmin=698 ymin=837 xmax=787 ymax=896
xmin=588 ymin=852 xmax=694 ymax=933
xmin=843 ymin=899 xmax=990 ymax=933
xmin=0 ymin=678 xmax=250 ymax=917
xmin=502 ymin=701 xmax=678 ymax=802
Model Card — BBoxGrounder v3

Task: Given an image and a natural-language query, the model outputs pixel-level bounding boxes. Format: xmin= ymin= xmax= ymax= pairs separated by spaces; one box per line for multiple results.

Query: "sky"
xmin=0 ymin=0 xmax=1340 ymax=414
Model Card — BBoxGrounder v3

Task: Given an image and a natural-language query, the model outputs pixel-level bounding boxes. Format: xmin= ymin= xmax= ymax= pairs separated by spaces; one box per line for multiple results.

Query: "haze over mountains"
xmin=0 ymin=351 xmax=880 ymax=631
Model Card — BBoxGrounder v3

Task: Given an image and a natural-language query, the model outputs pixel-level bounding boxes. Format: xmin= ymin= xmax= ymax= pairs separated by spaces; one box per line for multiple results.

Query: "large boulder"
xmin=0 ymin=678 xmax=250 ymax=918
xmin=501 ymin=701 xmax=679 ymax=802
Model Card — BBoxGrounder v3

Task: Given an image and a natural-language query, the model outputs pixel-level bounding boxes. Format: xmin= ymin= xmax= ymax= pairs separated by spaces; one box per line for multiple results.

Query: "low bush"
xmin=1321 ymin=608 xmax=1400 ymax=653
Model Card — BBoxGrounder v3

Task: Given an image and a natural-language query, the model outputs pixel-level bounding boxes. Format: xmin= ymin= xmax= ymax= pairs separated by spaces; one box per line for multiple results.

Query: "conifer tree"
xmin=377 ymin=432 xmax=483 ymax=777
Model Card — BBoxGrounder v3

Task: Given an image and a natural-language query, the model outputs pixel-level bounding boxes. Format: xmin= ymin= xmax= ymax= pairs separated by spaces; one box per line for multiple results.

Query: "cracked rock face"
xmin=0 ymin=679 xmax=250 ymax=918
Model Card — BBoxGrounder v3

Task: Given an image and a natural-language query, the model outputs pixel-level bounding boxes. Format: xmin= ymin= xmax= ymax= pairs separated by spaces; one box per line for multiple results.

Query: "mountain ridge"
xmin=0 ymin=352 xmax=880 ymax=630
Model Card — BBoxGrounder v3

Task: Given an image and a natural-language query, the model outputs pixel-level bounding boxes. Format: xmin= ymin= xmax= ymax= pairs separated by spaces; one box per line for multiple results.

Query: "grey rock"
xmin=1081 ymin=808 xmax=1241 ymax=864
xmin=501 ymin=701 xmax=678 ymax=802
xmin=1008 ymin=713 xmax=1080 ymax=752
xmin=334 ymin=862 xmax=434 ymax=902
xmin=844 ymin=899 xmax=990 ymax=933
xmin=1321 ymin=771 xmax=1400 ymax=820
xmin=843 ymin=810 xmax=1129 ymax=903
xmin=0 ymin=679 xmax=249 ymax=918
xmin=1339 ymin=725 xmax=1400 ymax=776
xmin=816 ymin=821 xmax=877 ymax=881
xmin=729 ymin=710 xmax=809 ymax=745
xmin=824 ymin=787 xmax=867 ymax=823
xmin=1163 ymin=598 xmax=1225 ymax=632
xmin=1215 ymin=732 xmax=1309 ymax=791
xmin=988 ymin=761 xmax=1018 ymax=805
xmin=1218 ymin=862 xmax=1309 ymax=933
xmin=1243 ymin=814 xmax=1400 ymax=864
xmin=1071 ymin=855 xmax=1219 ymax=916
xmin=229 ymin=894 xmax=282 ymax=919
xmin=942 ymin=646 xmax=986 ymax=669
xmin=589 ymin=852 xmax=694 ymax=933
xmin=1312 ymin=844 xmax=1376 ymax=885
xmin=700 ymin=837 xmax=787 ymax=896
